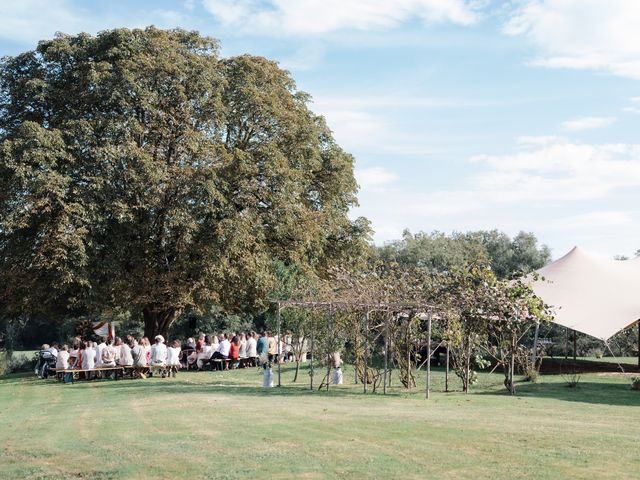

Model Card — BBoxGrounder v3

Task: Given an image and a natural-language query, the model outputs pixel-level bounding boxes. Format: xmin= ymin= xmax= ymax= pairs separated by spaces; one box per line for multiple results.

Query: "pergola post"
xmin=509 ymin=330 xmax=516 ymax=395
xmin=277 ymin=302 xmax=282 ymax=387
xmin=363 ymin=310 xmax=369 ymax=394
xmin=426 ymin=311 xmax=432 ymax=400
xmin=326 ymin=303 xmax=332 ymax=391
xmin=445 ymin=341 xmax=450 ymax=393
xmin=383 ymin=312 xmax=389 ymax=395
xmin=310 ymin=316 xmax=315 ymax=390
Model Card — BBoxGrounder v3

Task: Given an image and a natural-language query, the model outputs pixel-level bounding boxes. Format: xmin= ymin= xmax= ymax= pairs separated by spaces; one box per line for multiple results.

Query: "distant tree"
xmin=376 ymin=229 xmax=550 ymax=279
xmin=0 ymin=28 xmax=368 ymax=338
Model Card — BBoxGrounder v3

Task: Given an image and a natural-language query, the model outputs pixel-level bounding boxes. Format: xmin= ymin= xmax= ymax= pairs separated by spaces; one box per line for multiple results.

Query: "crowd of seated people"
xmin=38 ymin=330 xmax=302 ymax=379
xmin=184 ymin=331 xmax=298 ymax=370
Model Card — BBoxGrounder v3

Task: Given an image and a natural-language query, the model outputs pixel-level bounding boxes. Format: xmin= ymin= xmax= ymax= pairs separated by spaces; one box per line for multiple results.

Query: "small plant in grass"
xmin=562 ymin=371 xmax=581 ymax=388
xmin=631 ymin=377 xmax=640 ymax=391
xmin=524 ymin=367 xmax=540 ymax=383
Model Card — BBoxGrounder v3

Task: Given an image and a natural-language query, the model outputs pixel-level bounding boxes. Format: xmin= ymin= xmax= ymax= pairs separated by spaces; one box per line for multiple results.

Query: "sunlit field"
xmin=1 ymin=363 xmax=638 ymax=480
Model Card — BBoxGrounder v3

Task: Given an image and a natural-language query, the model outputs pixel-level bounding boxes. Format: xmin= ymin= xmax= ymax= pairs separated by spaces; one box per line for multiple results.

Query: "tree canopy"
xmin=374 ymin=229 xmax=551 ymax=278
xmin=0 ymin=27 xmax=369 ymax=338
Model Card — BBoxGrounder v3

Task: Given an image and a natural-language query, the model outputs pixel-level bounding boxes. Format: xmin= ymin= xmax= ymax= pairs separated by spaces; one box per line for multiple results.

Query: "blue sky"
xmin=1 ymin=0 xmax=639 ymax=259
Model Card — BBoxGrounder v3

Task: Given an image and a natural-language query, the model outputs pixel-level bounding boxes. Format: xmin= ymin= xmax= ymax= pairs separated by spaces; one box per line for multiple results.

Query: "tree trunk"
xmin=143 ymin=306 xmax=182 ymax=339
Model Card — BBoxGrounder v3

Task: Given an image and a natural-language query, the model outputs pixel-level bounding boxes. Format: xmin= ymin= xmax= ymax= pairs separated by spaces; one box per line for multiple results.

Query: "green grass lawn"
xmin=577 ymin=356 xmax=638 ymax=365
xmin=0 ymin=363 xmax=638 ymax=480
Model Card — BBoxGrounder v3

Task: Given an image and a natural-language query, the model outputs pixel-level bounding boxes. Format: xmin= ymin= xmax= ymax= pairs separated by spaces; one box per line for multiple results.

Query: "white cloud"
xmin=561 ymin=116 xmax=616 ymax=132
xmin=358 ymin=141 xmax=640 ymax=244
xmin=470 ymin=143 xmax=640 ymax=202
xmin=516 ymin=135 xmax=566 ymax=147
xmin=0 ymin=0 xmax=193 ymax=45
xmin=356 ymin=167 xmax=398 ymax=191
xmin=539 ymin=211 xmax=633 ymax=231
xmin=202 ymin=0 xmax=480 ymax=36
xmin=0 ymin=0 xmax=88 ymax=43
xmin=504 ymin=0 xmax=640 ymax=79
xmin=318 ymin=108 xmax=388 ymax=151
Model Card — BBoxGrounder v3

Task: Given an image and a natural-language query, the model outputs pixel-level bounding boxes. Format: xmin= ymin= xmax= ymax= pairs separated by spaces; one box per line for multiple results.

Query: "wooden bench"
xmin=53 ymin=366 xmax=126 ymax=382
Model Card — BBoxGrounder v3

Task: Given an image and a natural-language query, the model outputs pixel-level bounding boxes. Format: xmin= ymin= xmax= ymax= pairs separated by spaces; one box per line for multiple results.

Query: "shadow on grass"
xmin=4 ymin=369 xmax=638 ymax=407
xmin=476 ymin=380 xmax=640 ymax=407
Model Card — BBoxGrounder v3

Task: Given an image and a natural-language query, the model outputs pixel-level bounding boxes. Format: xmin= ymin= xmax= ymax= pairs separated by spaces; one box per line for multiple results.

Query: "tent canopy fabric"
xmin=528 ymin=247 xmax=640 ymax=341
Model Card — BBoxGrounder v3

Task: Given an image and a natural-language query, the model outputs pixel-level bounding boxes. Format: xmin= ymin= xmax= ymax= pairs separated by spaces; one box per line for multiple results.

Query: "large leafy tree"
xmin=375 ymin=229 xmax=550 ymax=278
xmin=0 ymin=27 xmax=368 ymax=338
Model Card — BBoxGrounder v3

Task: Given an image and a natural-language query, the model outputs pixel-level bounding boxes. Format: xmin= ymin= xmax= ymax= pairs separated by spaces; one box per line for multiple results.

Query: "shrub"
xmin=0 ymin=350 xmax=35 ymax=376
xmin=632 ymin=377 xmax=640 ymax=391
xmin=562 ymin=371 xmax=581 ymax=388
xmin=0 ymin=350 xmax=7 ymax=377
xmin=589 ymin=348 xmax=604 ymax=359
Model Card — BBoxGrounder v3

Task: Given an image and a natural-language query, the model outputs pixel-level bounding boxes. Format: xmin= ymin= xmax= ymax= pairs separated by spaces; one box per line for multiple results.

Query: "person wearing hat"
xmin=150 ymin=335 xmax=167 ymax=367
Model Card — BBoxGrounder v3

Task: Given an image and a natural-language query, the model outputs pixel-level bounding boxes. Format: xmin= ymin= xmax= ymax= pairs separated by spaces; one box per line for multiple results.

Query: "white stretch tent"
xmin=529 ymin=247 xmax=640 ymax=341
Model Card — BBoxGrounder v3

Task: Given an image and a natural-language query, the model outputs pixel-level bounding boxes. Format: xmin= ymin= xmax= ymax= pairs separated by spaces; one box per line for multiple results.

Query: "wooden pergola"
xmin=271 ymin=300 xmax=442 ymax=399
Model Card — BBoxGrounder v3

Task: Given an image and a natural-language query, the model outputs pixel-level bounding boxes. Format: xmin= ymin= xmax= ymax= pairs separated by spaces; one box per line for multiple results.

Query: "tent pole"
xmin=426 ymin=312 xmax=432 ymax=399
xmin=564 ymin=329 xmax=568 ymax=360
xmin=573 ymin=330 xmax=577 ymax=362
xmin=637 ymin=320 xmax=640 ymax=370
xmin=531 ymin=320 xmax=540 ymax=366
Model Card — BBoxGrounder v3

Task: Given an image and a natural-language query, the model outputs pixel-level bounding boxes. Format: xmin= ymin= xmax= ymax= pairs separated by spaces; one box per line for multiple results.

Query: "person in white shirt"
xmin=81 ymin=341 xmax=95 ymax=379
xmin=94 ymin=337 xmax=107 ymax=367
xmin=46 ymin=343 xmax=59 ymax=358
xmin=101 ymin=337 xmax=117 ymax=367
xmin=239 ymin=333 xmax=247 ymax=365
xmin=55 ymin=344 xmax=70 ymax=370
xmin=118 ymin=338 xmax=133 ymax=366
xmin=167 ymin=340 xmax=181 ymax=377
xmin=150 ymin=335 xmax=168 ymax=366
xmin=211 ymin=334 xmax=231 ymax=370
xmin=246 ymin=331 xmax=258 ymax=366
